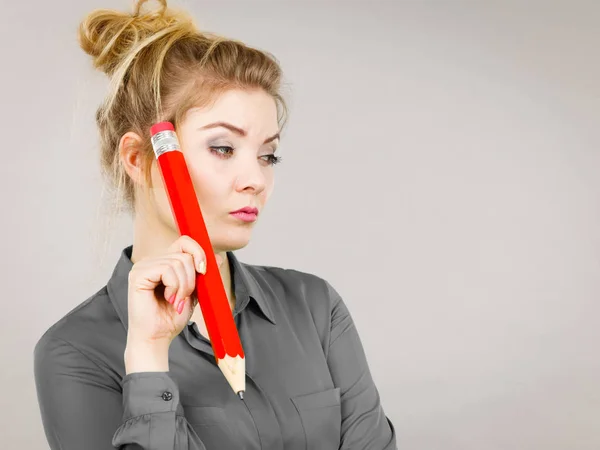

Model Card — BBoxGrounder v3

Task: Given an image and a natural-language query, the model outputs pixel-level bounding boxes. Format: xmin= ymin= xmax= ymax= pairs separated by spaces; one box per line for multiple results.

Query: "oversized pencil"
xmin=150 ymin=121 xmax=245 ymax=399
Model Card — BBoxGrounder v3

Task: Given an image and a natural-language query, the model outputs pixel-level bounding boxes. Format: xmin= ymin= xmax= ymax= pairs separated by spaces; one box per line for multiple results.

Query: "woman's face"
xmin=149 ymin=88 xmax=281 ymax=252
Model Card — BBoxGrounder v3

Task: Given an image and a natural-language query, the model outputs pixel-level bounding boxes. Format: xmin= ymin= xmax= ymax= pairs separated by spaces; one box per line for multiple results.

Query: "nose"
xmin=234 ymin=158 xmax=267 ymax=195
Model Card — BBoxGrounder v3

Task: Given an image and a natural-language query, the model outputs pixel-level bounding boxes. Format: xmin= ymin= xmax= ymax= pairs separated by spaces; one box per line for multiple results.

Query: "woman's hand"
xmin=124 ymin=235 xmax=222 ymax=373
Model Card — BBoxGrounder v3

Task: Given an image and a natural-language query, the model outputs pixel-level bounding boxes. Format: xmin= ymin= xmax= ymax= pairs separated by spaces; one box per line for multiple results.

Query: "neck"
xmin=130 ymin=210 xmax=235 ymax=310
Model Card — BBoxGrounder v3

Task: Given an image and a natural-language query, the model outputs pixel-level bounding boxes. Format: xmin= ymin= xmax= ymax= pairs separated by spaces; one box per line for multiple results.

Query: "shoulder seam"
xmin=49 ymin=335 xmax=120 ymax=390
xmin=35 ymin=286 xmax=110 ymax=343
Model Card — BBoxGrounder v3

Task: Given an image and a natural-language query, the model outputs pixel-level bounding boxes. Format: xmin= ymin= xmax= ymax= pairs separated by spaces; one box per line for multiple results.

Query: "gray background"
xmin=1 ymin=0 xmax=599 ymax=448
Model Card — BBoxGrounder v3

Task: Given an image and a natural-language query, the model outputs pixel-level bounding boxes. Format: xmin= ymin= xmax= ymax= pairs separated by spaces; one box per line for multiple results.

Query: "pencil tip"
xmin=237 ymin=391 xmax=244 ymax=400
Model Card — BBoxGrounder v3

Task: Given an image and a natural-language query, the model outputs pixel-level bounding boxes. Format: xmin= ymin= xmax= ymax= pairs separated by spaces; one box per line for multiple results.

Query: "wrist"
xmin=124 ymin=336 xmax=171 ymax=374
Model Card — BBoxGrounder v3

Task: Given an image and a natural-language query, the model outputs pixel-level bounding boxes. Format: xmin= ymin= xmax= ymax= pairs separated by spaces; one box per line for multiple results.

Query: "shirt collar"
xmin=107 ymin=245 xmax=276 ymax=331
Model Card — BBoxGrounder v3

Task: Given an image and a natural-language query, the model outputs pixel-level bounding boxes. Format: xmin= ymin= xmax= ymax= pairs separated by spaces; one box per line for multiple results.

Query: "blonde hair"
xmin=78 ymin=0 xmax=287 ymax=261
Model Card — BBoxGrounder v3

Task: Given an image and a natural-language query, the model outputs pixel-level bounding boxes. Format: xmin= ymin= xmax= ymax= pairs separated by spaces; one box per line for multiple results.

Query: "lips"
xmin=229 ymin=207 xmax=259 ymax=223
xmin=231 ymin=207 xmax=259 ymax=215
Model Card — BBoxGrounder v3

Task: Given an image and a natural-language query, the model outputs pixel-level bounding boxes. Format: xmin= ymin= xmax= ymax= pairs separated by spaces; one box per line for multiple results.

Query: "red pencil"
xmin=149 ymin=121 xmax=245 ymax=400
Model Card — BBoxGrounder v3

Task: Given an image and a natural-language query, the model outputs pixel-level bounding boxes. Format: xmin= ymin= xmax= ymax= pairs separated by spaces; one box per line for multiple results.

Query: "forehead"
xmin=185 ymin=88 xmax=279 ymax=134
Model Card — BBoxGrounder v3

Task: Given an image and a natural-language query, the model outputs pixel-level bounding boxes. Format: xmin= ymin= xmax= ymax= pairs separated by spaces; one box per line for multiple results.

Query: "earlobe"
xmin=118 ymin=131 xmax=145 ymax=184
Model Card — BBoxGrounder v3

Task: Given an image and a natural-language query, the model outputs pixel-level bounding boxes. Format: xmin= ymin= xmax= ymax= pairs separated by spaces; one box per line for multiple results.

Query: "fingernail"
xmin=197 ymin=260 xmax=206 ymax=275
xmin=177 ymin=301 xmax=184 ymax=314
xmin=168 ymin=294 xmax=176 ymax=304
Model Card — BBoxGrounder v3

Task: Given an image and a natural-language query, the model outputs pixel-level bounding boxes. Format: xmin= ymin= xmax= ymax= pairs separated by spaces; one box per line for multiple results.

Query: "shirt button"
xmin=161 ymin=391 xmax=173 ymax=401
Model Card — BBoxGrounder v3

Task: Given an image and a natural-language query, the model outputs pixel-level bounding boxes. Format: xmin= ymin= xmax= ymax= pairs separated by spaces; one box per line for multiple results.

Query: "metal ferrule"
xmin=151 ymin=130 xmax=181 ymax=157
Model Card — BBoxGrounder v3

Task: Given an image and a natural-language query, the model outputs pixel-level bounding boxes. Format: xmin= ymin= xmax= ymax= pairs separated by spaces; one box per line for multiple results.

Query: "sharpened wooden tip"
xmin=217 ymin=355 xmax=246 ymax=396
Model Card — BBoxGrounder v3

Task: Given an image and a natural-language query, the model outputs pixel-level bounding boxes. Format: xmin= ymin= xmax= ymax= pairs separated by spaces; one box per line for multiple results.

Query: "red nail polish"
xmin=177 ymin=302 xmax=184 ymax=314
xmin=168 ymin=294 xmax=176 ymax=304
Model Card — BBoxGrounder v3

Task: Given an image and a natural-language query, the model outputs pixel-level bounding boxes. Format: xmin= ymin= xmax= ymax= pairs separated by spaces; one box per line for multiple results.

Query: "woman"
xmin=33 ymin=1 xmax=397 ymax=449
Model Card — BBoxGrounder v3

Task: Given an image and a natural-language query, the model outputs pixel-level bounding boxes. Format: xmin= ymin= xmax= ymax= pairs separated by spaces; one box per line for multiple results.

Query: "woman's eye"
xmin=210 ymin=146 xmax=282 ymax=166
xmin=210 ymin=146 xmax=234 ymax=157
xmin=261 ymin=154 xmax=283 ymax=165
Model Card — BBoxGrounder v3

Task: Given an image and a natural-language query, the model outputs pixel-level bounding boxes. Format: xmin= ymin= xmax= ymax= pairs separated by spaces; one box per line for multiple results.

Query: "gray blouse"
xmin=34 ymin=245 xmax=397 ymax=449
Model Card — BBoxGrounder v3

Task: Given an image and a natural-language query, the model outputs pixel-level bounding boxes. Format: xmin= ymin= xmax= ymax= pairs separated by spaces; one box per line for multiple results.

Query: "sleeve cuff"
xmin=121 ymin=372 xmax=182 ymax=420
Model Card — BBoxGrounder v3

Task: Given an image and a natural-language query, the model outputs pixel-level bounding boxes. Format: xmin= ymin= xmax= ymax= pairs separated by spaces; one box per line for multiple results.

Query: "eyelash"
xmin=210 ymin=146 xmax=282 ymax=165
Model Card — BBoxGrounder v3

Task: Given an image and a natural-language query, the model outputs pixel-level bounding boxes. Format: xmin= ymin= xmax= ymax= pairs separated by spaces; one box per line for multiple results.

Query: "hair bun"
xmin=78 ymin=0 xmax=193 ymax=76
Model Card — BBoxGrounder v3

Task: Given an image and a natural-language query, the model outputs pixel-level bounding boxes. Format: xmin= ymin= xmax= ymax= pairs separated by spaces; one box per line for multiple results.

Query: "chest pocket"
xmin=291 ymin=387 xmax=342 ymax=450
xmin=185 ymin=406 xmax=235 ymax=449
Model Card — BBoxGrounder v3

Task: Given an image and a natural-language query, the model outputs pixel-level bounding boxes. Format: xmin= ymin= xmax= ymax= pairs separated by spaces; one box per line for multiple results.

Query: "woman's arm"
xmin=34 ymin=334 xmax=207 ymax=450
xmin=325 ymin=281 xmax=399 ymax=450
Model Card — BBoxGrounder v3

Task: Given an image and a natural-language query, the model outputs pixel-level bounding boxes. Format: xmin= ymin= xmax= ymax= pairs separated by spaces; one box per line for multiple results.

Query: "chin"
xmin=213 ymin=230 xmax=253 ymax=253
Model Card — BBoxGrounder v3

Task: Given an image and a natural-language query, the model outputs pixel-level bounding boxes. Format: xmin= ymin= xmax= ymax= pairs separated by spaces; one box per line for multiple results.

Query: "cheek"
xmin=189 ymin=163 xmax=228 ymax=205
xmin=263 ymin=172 xmax=275 ymax=198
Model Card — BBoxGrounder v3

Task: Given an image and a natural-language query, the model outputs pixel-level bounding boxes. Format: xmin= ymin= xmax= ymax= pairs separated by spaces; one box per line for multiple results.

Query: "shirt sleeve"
xmin=324 ymin=281 xmax=399 ymax=450
xmin=33 ymin=334 xmax=207 ymax=450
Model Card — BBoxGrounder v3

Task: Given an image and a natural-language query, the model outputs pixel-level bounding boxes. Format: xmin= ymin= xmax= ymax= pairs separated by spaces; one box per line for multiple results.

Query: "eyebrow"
xmin=198 ymin=122 xmax=280 ymax=144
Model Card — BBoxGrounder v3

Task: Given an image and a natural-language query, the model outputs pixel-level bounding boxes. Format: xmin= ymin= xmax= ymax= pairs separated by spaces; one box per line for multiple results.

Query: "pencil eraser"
xmin=150 ymin=121 xmax=175 ymax=136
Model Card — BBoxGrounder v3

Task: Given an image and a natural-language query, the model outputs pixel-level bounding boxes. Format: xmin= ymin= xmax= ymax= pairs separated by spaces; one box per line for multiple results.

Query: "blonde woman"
xmin=33 ymin=1 xmax=397 ymax=449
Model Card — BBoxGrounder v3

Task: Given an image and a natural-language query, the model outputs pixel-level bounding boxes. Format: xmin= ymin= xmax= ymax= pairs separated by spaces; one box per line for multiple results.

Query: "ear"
xmin=118 ymin=131 xmax=146 ymax=185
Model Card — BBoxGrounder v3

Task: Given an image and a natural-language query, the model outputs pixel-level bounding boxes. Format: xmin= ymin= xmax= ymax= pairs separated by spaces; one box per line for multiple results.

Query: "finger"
xmin=130 ymin=261 xmax=179 ymax=296
xmin=142 ymin=257 xmax=188 ymax=309
xmin=166 ymin=257 xmax=193 ymax=312
xmin=150 ymin=264 xmax=179 ymax=304
xmin=163 ymin=253 xmax=196 ymax=302
xmin=167 ymin=235 xmax=207 ymax=274
xmin=175 ymin=295 xmax=190 ymax=316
